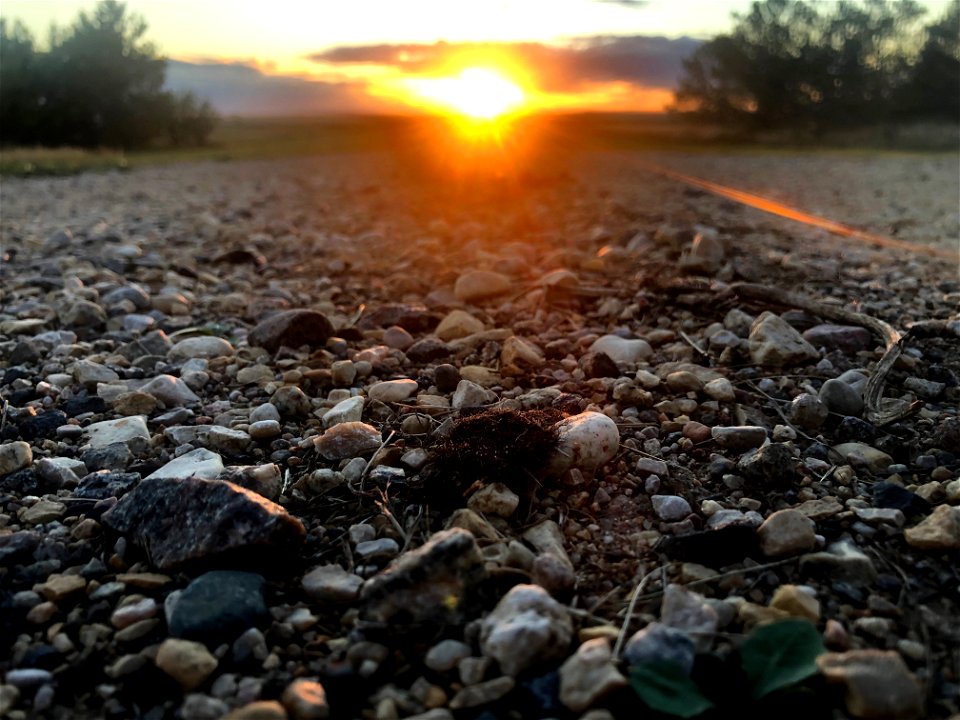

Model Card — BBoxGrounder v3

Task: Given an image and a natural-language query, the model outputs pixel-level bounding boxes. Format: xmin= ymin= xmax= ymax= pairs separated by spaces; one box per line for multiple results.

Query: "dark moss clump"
xmin=422 ymin=408 xmax=561 ymax=503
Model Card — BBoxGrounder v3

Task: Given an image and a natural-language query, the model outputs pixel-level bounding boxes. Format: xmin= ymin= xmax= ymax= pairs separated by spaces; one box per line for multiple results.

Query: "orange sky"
xmin=3 ymin=0 xmax=956 ymax=116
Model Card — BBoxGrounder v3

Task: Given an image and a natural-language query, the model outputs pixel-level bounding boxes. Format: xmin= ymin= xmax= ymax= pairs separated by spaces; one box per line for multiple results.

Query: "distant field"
xmin=1 ymin=114 xmax=956 ymax=176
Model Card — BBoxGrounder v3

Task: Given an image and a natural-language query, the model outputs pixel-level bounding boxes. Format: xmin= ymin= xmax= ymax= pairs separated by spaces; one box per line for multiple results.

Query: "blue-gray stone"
xmin=168 ymin=570 xmax=267 ymax=644
xmin=623 ymin=622 xmax=696 ymax=674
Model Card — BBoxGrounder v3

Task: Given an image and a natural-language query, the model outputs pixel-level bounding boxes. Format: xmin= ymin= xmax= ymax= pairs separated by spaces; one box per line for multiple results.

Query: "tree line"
xmin=674 ymin=0 xmax=959 ymax=133
xmin=0 ymin=0 xmax=216 ymax=149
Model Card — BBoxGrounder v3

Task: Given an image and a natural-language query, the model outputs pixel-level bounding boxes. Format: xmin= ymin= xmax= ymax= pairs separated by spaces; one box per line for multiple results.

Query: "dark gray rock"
xmin=247 ymin=309 xmax=334 ymax=353
xmin=168 ymin=571 xmax=267 ymax=644
xmin=102 ymin=476 xmax=305 ymax=570
xmin=74 ymin=471 xmax=141 ymax=500
xmin=0 ymin=531 xmax=40 ymax=564
xmin=356 ymin=303 xmax=438 ymax=332
xmin=819 ymin=378 xmax=864 ymax=416
xmin=623 ymin=622 xmax=696 ymax=674
xmin=802 ymin=324 xmax=874 ymax=354
xmin=360 ymin=528 xmax=486 ymax=626
xmin=18 ymin=411 xmax=69 ymax=441
xmin=737 ymin=442 xmax=797 ymax=484
xmin=81 ymin=442 xmax=133 ymax=472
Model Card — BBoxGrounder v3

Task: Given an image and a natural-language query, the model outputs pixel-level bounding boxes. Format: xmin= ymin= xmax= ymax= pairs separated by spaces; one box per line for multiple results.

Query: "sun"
xmin=406 ymin=67 xmax=526 ymax=120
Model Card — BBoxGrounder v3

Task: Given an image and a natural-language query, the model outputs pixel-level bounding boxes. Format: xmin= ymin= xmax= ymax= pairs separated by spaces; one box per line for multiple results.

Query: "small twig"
xmin=616 ymin=556 xmax=801 ymax=612
xmin=817 ymin=465 xmax=837 ymax=484
xmin=744 ymin=380 xmax=817 ymax=443
xmin=354 ymin=429 xmax=396 ymax=495
xmin=613 ymin=566 xmax=665 ymax=659
xmin=679 ymin=330 xmax=709 ymax=357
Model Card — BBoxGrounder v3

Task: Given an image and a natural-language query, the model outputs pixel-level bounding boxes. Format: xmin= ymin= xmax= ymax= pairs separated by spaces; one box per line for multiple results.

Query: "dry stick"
xmin=613 ymin=566 xmax=665 ymax=659
xmin=679 ymin=329 xmax=709 ymax=358
xmin=743 ymin=379 xmax=818 ymax=443
xmin=354 ymin=429 xmax=396 ymax=496
xmin=615 ymin=556 xmax=802 ymax=615
xmin=728 ymin=283 xmax=907 ymax=425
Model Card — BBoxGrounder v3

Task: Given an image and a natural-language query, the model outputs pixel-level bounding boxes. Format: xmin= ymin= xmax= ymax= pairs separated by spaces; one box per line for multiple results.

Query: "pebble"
xmin=425 ymin=640 xmax=473 ymax=672
xmin=436 ymin=310 xmax=485 ymax=340
xmin=361 ymin=529 xmax=484 ymax=625
xmin=819 ymin=378 xmax=864 ymax=416
xmin=448 ymin=676 xmax=514 ymax=709
xmin=169 ymin=336 xmax=235 ymax=359
xmin=367 ymin=379 xmax=419 ymax=403
xmin=802 ymin=324 xmax=874 ymax=354
xmin=73 ymin=359 xmax=119 ymax=385
xmin=531 ymin=552 xmax=577 ymax=597
xmin=249 ymin=420 xmax=282 ymax=440
xmin=237 ymin=364 xmax=275 ymax=385
xmin=769 ymin=585 xmax=820 ymax=622
xmin=831 ymin=443 xmax=893 ymax=474
xmin=281 ymin=679 xmax=329 ymax=720
xmin=558 ymin=639 xmax=627 ymax=712
xmin=451 ymin=379 xmax=496 ymax=409
xmin=169 ymin=571 xmax=267 ymax=644
xmin=757 ymin=509 xmax=817 ymax=557
xmin=660 ymin=585 xmax=718 ymax=652
xmin=703 ymin=377 xmax=735 ymax=401
xmin=82 ymin=416 xmax=150 ymax=449
xmin=247 ymin=309 xmax=334 ymax=353
xmin=710 ymin=425 xmax=766 ymax=450
xmin=155 ymin=638 xmax=218 ymax=690
xmin=146 ymin=448 xmax=224 ymax=480
xmin=270 ymin=386 xmax=311 ymax=417
xmin=748 ymin=312 xmax=820 ymax=367
xmin=789 ymin=393 xmax=829 ymax=429
xmin=818 ymin=650 xmax=924 ymax=720
xmin=321 ymin=396 xmax=364 ymax=429
xmin=904 ymin=505 xmax=960 ymax=550
xmin=548 ymin=411 xmax=620 ymax=475
xmin=302 ymin=564 xmax=364 ymax=603
xmin=0 ymin=441 xmax=33 ymax=477
xmin=467 ymin=482 xmax=520 ymax=517
xmin=480 ymin=584 xmax=573 ymax=676
xmin=140 ymin=374 xmax=201 ymax=405
xmin=203 ymin=426 xmax=251 ymax=454
xmin=800 ymin=539 xmax=877 ymax=585
xmin=250 ymin=403 xmax=281 ymax=423
xmin=314 ymin=422 xmax=382 ymax=460
xmin=453 ymin=270 xmax=512 ymax=303
xmin=588 ymin=335 xmax=652 ymax=365
xmin=651 ymin=495 xmax=691 ymax=522
xmin=623 ymin=622 xmax=696 ymax=674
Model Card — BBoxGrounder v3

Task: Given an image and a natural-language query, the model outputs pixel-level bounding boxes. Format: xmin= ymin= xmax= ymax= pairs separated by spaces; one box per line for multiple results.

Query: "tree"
xmin=899 ymin=2 xmax=960 ymax=120
xmin=0 ymin=19 xmax=42 ymax=144
xmin=0 ymin=0 xmax=217 ymax=149
xmin=673 ymin=0 xmax=954 ymax=133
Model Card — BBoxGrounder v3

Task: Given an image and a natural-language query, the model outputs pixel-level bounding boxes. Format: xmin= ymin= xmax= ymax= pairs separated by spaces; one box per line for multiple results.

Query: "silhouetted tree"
xmin=674 ymin=0 xmax=956 ymax=133
xmin=0 ymin=0 xmax=217 ymax=148
xmin=899 ymin=2 xmax=960 ymax=120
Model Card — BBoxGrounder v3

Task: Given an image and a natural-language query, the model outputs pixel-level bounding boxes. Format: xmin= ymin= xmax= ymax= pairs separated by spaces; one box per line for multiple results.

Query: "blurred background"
xmin=0 ymin=0 xmax=957 ymax=175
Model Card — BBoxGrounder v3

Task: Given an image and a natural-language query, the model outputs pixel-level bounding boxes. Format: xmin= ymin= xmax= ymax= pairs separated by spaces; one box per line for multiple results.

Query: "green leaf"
xmin=630 ymin=662 xmax=715 ymax=718
xmin=740 ymin=619 xmax=826 ymax=699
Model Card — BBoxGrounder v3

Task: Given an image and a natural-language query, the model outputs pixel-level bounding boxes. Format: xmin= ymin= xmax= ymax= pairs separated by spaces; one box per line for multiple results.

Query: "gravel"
xmin=1 ymin=151 xmax=957 ymax=719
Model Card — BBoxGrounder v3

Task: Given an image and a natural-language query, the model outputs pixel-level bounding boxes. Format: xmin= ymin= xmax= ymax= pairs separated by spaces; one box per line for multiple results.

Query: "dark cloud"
xmin=164 ymin=59 xmax=391 ymax=116
xmin=595 ymin=0 xmax=650 ymax=6
xmin=309 ymin=35 xmax=701 ymax=92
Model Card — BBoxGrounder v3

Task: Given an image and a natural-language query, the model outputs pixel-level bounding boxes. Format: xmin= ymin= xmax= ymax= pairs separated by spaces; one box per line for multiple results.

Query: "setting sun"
xmin=405 ymin=67 xmax=526 ymax=120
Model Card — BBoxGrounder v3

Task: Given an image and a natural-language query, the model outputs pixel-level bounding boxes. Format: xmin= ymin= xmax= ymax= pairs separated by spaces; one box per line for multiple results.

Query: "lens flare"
xmin=406 ymin=67 xmax=525 ymax=120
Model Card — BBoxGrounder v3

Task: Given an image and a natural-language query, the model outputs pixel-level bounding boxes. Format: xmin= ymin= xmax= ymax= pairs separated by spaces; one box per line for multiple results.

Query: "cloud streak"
xmin=310 ymin=35 xmax=701 ymax=92
xmin=164 ymin=60 xmax=391 ymax=116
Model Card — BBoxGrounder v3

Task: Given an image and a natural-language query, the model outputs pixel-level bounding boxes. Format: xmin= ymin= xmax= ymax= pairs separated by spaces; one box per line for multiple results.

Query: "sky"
xmin=3 ymin=0 xmax=956 ymax=116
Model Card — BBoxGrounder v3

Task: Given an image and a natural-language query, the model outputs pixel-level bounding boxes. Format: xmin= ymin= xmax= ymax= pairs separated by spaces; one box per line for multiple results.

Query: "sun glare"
xmin=406 ymin=67 xmax=526 ymax=120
